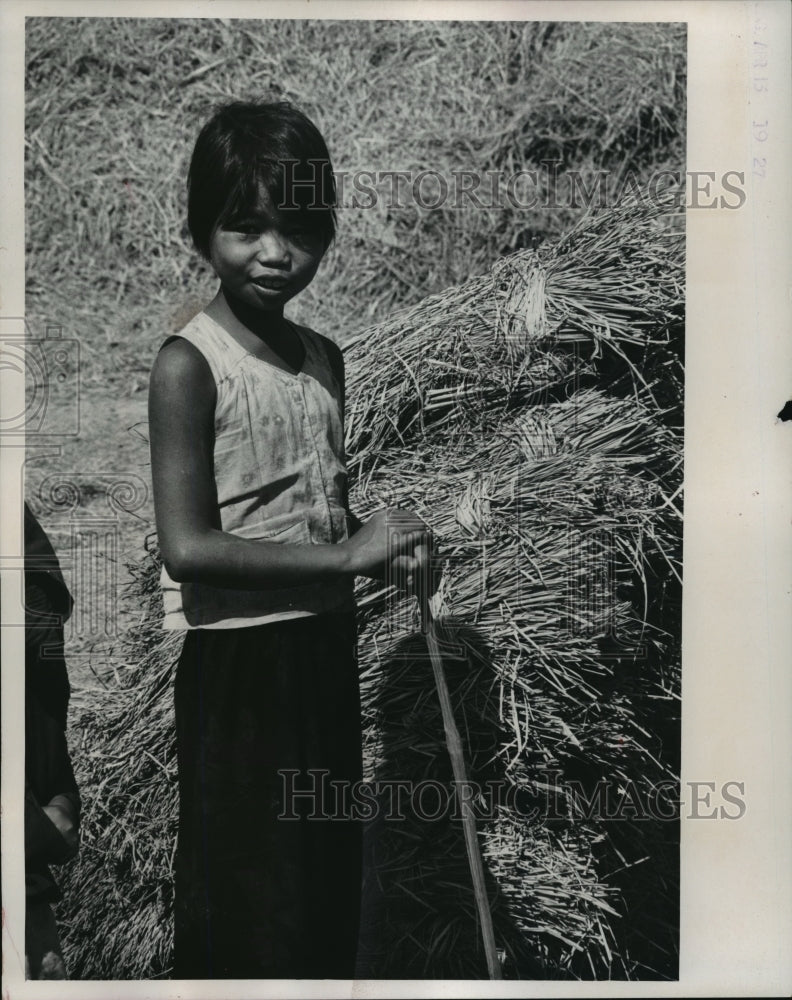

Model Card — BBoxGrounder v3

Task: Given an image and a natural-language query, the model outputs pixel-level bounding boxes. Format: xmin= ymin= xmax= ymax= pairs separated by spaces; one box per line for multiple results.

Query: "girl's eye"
xmin=223 ymin=222 xmax=319 ymax=247
xmin=286 ymin=227 xmax=318 ymax=245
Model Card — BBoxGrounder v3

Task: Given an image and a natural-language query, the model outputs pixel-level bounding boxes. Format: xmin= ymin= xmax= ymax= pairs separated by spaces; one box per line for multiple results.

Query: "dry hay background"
xmin=26 ymin=17 xmax=684 ymax=372
xmin=24 ymin=16 xmax=686 ymax=982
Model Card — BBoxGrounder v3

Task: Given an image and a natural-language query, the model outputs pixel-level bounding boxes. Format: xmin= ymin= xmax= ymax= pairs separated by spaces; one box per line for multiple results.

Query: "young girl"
xmin=148 ymin=101 xmax=430 ymax=979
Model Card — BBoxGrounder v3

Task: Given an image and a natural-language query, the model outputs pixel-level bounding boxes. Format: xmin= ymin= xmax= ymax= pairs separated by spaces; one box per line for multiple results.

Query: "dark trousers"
xmin=173 ymin=613 xmax=362 ymax=979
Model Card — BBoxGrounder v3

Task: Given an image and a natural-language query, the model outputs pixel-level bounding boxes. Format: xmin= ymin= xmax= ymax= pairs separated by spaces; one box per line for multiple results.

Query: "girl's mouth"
xmin=252 ymin=276 xmax=289 ymax=290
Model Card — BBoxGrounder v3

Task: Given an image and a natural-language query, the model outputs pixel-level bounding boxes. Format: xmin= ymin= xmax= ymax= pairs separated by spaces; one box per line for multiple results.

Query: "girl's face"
xmin=208 ymin=188 xmax=326 ymax=314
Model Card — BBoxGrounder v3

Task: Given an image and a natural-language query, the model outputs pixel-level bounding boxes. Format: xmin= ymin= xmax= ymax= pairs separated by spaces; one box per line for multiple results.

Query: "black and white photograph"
xmin=1 ymin=1 xmax=790 ymax=996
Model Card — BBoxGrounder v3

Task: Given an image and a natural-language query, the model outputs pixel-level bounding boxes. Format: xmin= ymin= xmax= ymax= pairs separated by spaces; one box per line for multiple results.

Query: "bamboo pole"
xmin=419 ymin=587 xmax=502 ymax=980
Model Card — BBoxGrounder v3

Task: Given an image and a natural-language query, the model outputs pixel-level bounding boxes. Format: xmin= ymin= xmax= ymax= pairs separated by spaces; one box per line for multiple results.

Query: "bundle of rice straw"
xmin=344 ymin=197 xmax=683 ymax=480
xmin=58 ymin=201 xmax=682 ymax=979
xmin=352 ymin=386 xmax=680 ymax=978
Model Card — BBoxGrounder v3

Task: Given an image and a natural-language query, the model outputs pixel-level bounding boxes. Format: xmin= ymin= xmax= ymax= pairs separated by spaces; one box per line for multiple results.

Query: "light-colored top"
xmin=160 ymin=310 xmax=355 ymax=630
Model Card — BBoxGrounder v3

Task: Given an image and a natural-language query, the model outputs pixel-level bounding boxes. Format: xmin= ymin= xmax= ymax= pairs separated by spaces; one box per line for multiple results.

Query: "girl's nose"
xmin=255 ymin=230 xmax=290 ymax=266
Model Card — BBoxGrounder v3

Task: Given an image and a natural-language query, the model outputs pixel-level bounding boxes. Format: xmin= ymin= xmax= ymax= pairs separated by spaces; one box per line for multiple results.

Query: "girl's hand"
xmin=390 ymin=542 xmax=434 ymax=595
xmin=344 ymin=508 xmax=432 ymax=587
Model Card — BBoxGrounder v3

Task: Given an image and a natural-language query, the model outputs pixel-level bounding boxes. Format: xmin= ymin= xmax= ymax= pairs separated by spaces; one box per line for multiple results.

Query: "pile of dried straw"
xmin=25 ymin=19 xmax=685 ymax=388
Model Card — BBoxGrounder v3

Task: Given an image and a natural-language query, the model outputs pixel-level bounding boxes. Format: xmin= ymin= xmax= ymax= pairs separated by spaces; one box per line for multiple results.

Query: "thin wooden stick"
xmin=420 ymin=589 xmax=502 ymax=980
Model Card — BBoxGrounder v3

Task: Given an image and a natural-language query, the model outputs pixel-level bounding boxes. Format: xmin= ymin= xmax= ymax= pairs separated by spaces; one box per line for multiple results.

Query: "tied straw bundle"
xmin=344 ymin=196 xmax=682 ymax=481
xmin=352 ymin=383 xmax=680 ymax=978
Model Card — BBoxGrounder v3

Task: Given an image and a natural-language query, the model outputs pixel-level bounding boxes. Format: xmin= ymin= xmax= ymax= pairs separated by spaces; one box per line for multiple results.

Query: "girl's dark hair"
xmin=187 ymin=101 xmax=337 ymax=258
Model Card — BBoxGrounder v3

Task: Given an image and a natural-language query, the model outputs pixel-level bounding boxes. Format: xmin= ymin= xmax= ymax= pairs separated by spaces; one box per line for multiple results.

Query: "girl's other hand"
xmin=345 ymin=508 xmax=432 ymax=587
xmin=42 ymin=796 xmax=79 ymax=859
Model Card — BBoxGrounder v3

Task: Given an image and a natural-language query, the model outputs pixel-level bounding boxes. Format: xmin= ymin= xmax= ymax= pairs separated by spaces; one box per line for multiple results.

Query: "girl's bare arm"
xmin=149 ymin=338 xmax=427 ymax=589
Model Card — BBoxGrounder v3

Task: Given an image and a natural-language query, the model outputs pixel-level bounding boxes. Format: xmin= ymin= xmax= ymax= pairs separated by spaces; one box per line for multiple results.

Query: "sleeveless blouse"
xmin=160 ymin=311 xmax=355 ymax=630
